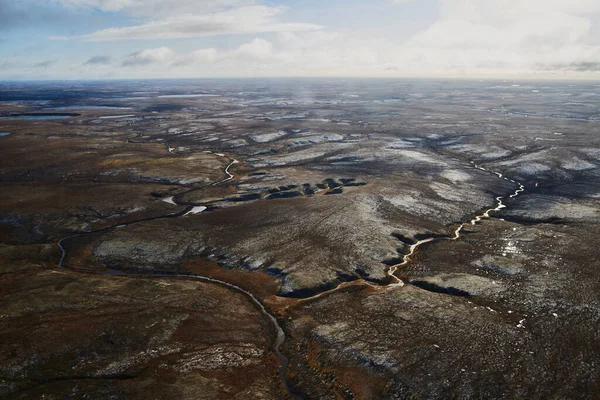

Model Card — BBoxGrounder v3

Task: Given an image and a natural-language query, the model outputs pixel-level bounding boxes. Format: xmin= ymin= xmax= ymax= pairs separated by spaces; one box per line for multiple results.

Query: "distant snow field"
xmin=250 ymin=130 xmax=288 ymax=143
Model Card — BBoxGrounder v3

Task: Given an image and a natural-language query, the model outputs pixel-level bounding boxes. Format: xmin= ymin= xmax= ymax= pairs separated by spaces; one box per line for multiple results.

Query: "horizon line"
xmin=1 ymin=75 xmax=600 ymax=83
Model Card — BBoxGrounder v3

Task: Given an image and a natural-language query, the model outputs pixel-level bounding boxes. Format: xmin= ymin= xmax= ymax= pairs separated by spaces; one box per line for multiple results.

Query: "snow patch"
xmin=162 ymin=196 xmax=177 ymax=205
xmin=250 ymin=130 xmax=288 ymax=143
xmin=184 ymin=206 xmax=207 ymax=216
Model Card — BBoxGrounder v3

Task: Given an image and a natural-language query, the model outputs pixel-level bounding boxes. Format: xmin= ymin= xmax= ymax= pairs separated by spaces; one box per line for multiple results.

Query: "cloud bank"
xmin=54 ymin=5 xmax=321 ymax=41
xmin=84 ymin=55 xmax=111 ymax=65
xmin=2 ymin=0 xmax=600 ymax=78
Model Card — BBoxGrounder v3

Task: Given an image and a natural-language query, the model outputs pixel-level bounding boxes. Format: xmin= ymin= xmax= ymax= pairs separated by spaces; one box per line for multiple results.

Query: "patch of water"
xmin=44 ymin=106 xmax=132 ymax=110
xmin=0 ymin=114 xmax=75 ymax=120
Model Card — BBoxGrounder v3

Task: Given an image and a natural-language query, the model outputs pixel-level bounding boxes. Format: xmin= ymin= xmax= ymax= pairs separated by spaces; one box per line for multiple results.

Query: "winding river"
xmin=57 ymin=149 xmax=304 ymax=399
xmin=57 ymin=237 xmax=301 ymax=399
xmin=56 ymin=144 xmax=525 ymax=399
xmin=387 ymin=161 xmax=526 ymax=276
xmin=298 ymin=160 xmax=527 ymax=305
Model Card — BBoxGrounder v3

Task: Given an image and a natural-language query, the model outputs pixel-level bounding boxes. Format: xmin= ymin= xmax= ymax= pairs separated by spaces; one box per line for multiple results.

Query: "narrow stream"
xmin=56 ymin=149 xmax=303 ymax=399
xmin=57 ymin=238 xmax=302 ymax=399
xmin=299 ymin=160 xmax=527 ymax=304
xmin=388 ymin=161 xmax=526 ymax=274
xmin=55 ymin=146 xmax=525 ymax=399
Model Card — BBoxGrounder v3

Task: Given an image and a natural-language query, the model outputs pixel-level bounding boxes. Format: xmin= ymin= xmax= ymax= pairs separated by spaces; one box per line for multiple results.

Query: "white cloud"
xmin=189 ymin=48 xmax=218 ymax=63
xmin=234 ymin=38 xmax=273 ymax=60
xmin=122 ymin=47 xmax=174 ymax=66
xmin=166 ymin=1 xmax=600 ymax=76
xmin=128 ymin=39 xmax=275 ymax=69
xmin=54 ymin=0 xmax=257 ymax=16
xmin=439 ymin=0 xmax=600 ymax=20
xmin=54 ymin=5 xmax=321 ymax=41
xmin=173 ymin=48 xmax=218 ymax=66
xmin=5 ymin=0 xmax=600 ymax=78
xmin=84 ymin=55 xmax=111 ymax=65
xmin=126 ymin=34 xmax=388 ymax=75
xmin=110 ymin=9 xmax=600 ymax=77
xmin=391 ymin=0 xmax=600 ymax=74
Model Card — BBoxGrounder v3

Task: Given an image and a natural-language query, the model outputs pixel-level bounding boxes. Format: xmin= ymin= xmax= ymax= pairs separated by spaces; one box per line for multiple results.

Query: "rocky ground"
xmin=1 ymin=79 xmax=599 ymax=398
xmin=0 ymin=243 xmax=285 ymax=399
xmin=282 ymin=217 xmax=600 ymax=399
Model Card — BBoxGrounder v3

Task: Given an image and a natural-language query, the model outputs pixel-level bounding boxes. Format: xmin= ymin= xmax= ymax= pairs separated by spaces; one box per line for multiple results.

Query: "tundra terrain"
xmin=1 ymin=79 xmax=599 ymax=399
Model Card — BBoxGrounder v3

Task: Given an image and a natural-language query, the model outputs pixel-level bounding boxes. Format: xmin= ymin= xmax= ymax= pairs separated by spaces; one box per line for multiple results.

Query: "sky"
xmin=1 ymin=0 xmax=600 ymax=80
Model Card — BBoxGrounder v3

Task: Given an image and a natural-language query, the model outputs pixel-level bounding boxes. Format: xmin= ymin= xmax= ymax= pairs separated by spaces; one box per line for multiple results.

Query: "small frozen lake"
xmin=44 ymin=106 xmax=132 ymax=110
xmin=0 ymin=114 xmax=77 ymax=121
